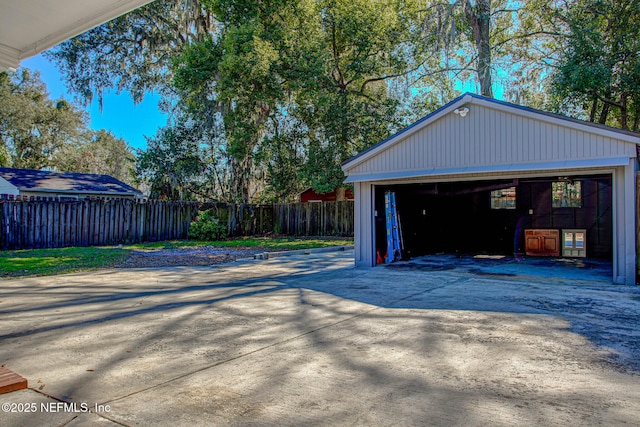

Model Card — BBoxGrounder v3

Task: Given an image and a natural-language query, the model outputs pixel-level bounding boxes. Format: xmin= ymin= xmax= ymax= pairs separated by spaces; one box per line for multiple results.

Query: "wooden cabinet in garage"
xmin=525 ymin=229 xmax=560 ymax=256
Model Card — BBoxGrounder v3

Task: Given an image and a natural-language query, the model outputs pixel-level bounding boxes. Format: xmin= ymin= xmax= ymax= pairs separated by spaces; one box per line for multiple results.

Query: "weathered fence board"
xmin=0 ymin=199 xmax=199 ymax=250
xmin=272 ymin=201 xmax=354 ymax=237
xmin=197 ymin=201 xmax=353 ymax=237
xmin=0 ymin=198 xmax=354 ymax=250
xmin=198 ymin=202 xmax=274 ymax=237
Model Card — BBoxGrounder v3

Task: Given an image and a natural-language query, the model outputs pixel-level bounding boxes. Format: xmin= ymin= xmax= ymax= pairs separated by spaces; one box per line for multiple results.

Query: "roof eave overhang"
xmin=0 ymin=0 xmax=156 ymax=70
xmin=0 ymin=44 xmax=20 ymax=70
xmin=344 ymin=156 xmax=632 ymax=184
xmin=17 ymin=187 xmax=141 ymax=197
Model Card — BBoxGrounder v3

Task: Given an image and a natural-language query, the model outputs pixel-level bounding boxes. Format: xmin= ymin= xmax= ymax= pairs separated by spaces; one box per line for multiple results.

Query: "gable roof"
xmin=342 ymin=93 xmax=640 ymax=172
xmin=0 ymin=167 xmax=140 ymax=196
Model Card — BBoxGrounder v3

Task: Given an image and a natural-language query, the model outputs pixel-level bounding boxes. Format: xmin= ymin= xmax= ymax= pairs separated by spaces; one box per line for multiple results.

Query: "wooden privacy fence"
xmin=199 ymin=200 xmax=354 ymax=237
xmin=0 ymin=199 xmax=199 ymax=250
xmin=273 ymin=201 xmax=354 ymax=237
xmin=0 ymin=199 xmax=354 ymax=250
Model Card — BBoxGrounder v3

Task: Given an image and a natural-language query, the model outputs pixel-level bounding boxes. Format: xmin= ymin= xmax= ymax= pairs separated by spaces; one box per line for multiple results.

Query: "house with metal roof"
xmin=0 ymin=167 xmax=142 ymax=200
xmin=342 ymin=93 xmax=639 ymax=285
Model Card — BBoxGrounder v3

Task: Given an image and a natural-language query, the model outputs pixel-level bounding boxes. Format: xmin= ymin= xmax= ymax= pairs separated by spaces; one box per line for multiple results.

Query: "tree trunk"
xmin=620 ymin=93 xmax=628 ymax=130
xmin=228 ymin=102 xmax=270 ymax=204
xmin=589 ymin=97 xmax=598 ymax=122
xmin=464 ymin=0 xmax=493 ymax=98
xmin=598 ymin=102 xmax=610 ymax=124
xmin=598 ymin=88 xmax=612 ymax=124
xmin=632 ymin=97 xmax=639 ymax=132
xmin=231 ymin=155 xmax=252 ymax=204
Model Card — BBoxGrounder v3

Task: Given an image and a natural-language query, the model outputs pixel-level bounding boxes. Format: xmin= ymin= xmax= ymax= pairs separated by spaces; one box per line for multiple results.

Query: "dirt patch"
xmin=116 ymin=246 xmax=269 ymax=268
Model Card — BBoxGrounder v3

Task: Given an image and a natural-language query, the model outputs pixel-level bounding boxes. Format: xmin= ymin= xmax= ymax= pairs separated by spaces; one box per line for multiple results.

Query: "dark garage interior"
xmin=374 ymin=174 xmax=612 ymax=262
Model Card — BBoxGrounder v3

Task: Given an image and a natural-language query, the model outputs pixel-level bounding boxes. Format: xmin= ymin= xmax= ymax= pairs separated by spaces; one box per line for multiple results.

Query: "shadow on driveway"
xmin=1 ymin=251 xmax=638 ymax=370
xmin=1 ymin=250 xmax=639 ymax=426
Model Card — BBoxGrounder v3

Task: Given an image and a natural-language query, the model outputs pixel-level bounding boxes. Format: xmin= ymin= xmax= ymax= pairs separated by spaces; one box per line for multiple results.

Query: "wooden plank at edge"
xmin=0 ymin=367 xmax=28 ymax=394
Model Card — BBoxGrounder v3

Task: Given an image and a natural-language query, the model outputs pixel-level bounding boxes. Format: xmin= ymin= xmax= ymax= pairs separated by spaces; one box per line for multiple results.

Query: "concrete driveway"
xmin=1 ymin=250 xmax=639 ymax=426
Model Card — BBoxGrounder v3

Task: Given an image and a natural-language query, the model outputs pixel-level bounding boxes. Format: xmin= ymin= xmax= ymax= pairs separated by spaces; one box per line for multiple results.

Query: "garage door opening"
xmin=374 ymin=174 xmax=612 ymax=263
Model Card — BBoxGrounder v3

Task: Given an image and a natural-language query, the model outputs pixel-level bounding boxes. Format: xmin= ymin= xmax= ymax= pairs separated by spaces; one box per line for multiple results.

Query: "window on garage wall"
xmin=552 ymin=180 xmax=581 ymax=208
xmin=490 ymin=187 xmax=516 ymax=209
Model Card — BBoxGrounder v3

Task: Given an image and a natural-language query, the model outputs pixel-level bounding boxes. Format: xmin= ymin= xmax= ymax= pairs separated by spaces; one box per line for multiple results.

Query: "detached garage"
xmin=342 ymin=93 xmax=639 ymax=285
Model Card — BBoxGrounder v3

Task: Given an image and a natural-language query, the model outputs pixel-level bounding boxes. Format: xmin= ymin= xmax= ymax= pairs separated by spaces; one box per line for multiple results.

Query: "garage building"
xmin=342 ymin=93 xmax=639 ymax=285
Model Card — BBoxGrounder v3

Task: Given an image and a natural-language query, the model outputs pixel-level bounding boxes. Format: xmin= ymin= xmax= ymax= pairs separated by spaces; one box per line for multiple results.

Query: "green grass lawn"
xmin=129 ymin=236 xmax=354 ymax=251
xmin=0 ymin=246 xmax=132 ymax=278
xmin=0 ymin=236 xmax=354 ymax=278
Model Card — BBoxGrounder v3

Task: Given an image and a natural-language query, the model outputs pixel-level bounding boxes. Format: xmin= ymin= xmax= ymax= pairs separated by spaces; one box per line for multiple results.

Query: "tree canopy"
xmin=0 ymin=69 xmax=136 ymax=182
xmin=44 ymin=0 xmax=215 ymax=107
xmin=171 ymin=0 xmax=421 ymax=201
xmin=53 ymin=129 xmax=137 ymax=184
xmin=0 ymin=70 xmax=85 ymax=169
xmin=549 ymin=0 xmax=640 ymax=131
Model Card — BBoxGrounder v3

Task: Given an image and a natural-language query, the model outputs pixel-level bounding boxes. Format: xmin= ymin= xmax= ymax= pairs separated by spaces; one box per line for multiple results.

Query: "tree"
xmin=416 ymin=0 xmax=557 ymax=102
xmin=174 ymin=0 xmax=324 ymax=202
xmin=255 ymin=111 xmax=308 ymax=202
xmin=45 ymin=0 xmax=216 ymax=106
xmin=135 ymin=115 xmax=227 ymax=200
xmin=174 ymin=0 xmax=419 ymax=200
xmin=0 ymin=145 xmax=9 ymax=167
xmin=0 ymin=69 xmax=140 ymax=182
xmin=295 ymin=89 xmax=402 ymax=194
xmin=550 ymin=0 xmax=640 ymax=130
xmin=417 ymin=0 xmax=497 ymax=97
xmin=0 ymin=70 xmax=86 ymax=169
xmin=283 ymin=0 xmax=419 ymax=196
xmin=46 ymin=0 xmax=572 ymax=203
xmin=463 ymin=0 xmax=493 ymax=97
xmin=53 ymin=130 xmax=137 ymax=184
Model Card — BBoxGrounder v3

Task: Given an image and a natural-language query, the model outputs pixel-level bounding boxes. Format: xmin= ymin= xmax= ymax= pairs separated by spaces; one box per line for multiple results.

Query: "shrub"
xmin=188 ymin=210 xmax=227 ymax=240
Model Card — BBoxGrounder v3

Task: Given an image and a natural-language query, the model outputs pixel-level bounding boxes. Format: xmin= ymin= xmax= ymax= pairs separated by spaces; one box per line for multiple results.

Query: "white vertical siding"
xmin=347 ymin=104 xmax=636 ymax=176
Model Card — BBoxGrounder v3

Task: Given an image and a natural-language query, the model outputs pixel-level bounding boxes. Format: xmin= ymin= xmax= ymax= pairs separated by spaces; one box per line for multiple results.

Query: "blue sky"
xmin=21 ymin=54 xmax=168 ymax=151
